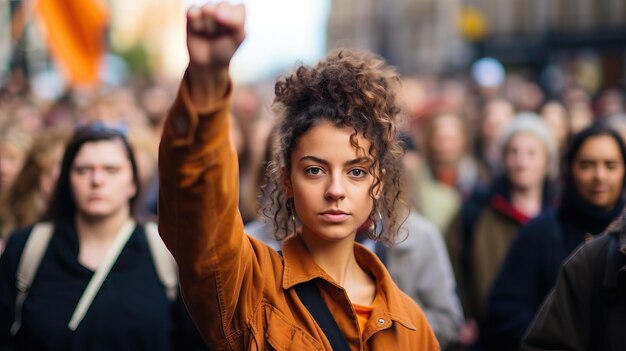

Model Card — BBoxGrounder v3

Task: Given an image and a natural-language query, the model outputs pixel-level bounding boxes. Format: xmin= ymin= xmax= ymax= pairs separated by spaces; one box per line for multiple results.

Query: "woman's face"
xmin=287 ymin=121 xmax=378 ymax=244
xmin=541 ymin=102 xmax=569 ymax=150
xmin=40 ymin=144 xmax=65 ymax=202
xmin=0 ymin=144 xmax=26 ymax=196
xmin=482 ymin=100 xmax=514 ymax=147
xmin=571 ymin=135 xmax=625 ymax=210
xmin=70 ymin=139 xmax=137 ymax=220
xmin=429 ymin=114 xmax=465 ymax=166
xmin=504 ymin=133 xmax=549 ymax=190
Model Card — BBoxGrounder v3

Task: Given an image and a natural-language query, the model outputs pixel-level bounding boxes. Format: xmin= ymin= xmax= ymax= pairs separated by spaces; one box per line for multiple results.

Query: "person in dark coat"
xmin=521 ymin=211 xmax=626 ymax=351
xmin=0 ymin=123 xmax=207 ymax=351
xmin=485 ymin=124 xmax=626 ymax=351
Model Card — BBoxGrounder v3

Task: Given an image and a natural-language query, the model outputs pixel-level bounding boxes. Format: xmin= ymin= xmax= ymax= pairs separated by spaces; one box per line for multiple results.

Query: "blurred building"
xmin=327 ymin=0 xmax=626 ymax=91
xmin=327 ymin=0 xmax=469 ymax=75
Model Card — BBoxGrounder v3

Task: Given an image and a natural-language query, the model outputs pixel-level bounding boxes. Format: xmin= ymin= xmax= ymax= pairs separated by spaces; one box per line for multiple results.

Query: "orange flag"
xmin=34 ymin=0 xmax=109 ymax=86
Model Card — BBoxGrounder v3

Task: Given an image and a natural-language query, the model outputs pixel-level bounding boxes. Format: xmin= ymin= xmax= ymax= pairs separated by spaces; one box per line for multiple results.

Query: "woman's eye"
xmin=105 ymin=166 xmax=120 ymax=174
xmin=74 ymin=167 xmax=89 ymax=175
xmin=349 ymin=169 xmax=366 ymax=177
xmin=306 ymin=167 xmax=322 ymax=176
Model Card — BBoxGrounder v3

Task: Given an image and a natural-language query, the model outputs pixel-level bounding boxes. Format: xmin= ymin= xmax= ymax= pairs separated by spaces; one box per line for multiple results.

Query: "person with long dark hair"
xmin=0 ymin=124 xmax=206 ymax=350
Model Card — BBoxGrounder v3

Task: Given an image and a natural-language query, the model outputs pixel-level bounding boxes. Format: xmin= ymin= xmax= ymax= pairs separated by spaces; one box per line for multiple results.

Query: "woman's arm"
xmin=158 ymin=3 xmax=258 ymax=347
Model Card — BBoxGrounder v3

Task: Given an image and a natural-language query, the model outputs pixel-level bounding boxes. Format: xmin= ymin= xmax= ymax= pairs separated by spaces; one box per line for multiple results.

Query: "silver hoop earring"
xmin=288 ymin=198 xmax=297 ymax=235
xmin=370 ymin=209 xmax=384 ymax=241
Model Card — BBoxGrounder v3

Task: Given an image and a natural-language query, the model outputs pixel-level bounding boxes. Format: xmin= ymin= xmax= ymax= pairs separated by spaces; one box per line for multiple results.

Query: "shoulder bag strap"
xmin=11 ymin=222 xmax=54 ymax=335
xmin=277 ymin=250 xmax=351 ymax=350
xmin=278 ymin=250 xmax=350 ymax=351
xmin=143 ymin=221 xmax=178 ymax=301
xmin=67 ymin=219 xmax=136 ymax=331
xmin=295 ymin=280 xmax=352 ymax=351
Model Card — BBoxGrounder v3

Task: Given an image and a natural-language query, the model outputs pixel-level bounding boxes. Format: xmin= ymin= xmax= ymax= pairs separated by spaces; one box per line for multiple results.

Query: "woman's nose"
xmin=325 ymin=175 xmax=346 ymax=200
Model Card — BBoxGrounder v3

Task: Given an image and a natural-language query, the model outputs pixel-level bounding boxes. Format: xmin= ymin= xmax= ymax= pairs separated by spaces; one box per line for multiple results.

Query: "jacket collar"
xmin=280 ymin=235 xmax=417 ymax=330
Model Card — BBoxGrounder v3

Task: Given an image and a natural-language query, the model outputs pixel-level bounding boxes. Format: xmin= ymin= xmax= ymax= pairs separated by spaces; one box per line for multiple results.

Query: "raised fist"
xmin=186 ymin=2 xmax=245 ymax=70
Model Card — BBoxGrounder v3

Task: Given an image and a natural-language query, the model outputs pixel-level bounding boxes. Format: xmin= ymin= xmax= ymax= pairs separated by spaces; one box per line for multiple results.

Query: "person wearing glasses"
xmin=0 ymin=123 xmax=207 ymax=350
xmin=157 ymin=3 xmax=439 ymax=350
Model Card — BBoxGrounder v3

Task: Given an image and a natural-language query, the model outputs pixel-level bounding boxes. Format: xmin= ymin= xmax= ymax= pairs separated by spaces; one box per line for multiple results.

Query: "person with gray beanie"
xmin=447 ymin=113 xmax=559 ymax=349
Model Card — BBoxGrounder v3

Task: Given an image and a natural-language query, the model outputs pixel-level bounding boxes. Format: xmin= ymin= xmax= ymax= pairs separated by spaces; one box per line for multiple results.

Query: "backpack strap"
xmin=277 ymin=251 xmax=351 ymax=351
xmin=144 ymin=221 xmax=178 ymax=301
xmin=10 ymin=222 xmax=54 ymax=335
xmin=68 ymin=219 xmax=136 ymax=330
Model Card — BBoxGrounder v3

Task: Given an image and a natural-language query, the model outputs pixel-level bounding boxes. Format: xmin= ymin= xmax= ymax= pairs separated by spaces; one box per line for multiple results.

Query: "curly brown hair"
xmin=262 ymin=49 xmax=406 ymax=245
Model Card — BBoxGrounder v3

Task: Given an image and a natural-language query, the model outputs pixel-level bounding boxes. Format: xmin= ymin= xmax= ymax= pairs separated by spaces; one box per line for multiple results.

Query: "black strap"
xmin=295 ymin=281 xmax=351 ymax=351
xmin=277 ymin=250 xmax=351 ymax=350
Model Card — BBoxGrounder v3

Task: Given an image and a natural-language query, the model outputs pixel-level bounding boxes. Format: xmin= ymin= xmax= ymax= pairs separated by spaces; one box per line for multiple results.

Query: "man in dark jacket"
xmin=521 ymin=212 xmax=626 ymax=351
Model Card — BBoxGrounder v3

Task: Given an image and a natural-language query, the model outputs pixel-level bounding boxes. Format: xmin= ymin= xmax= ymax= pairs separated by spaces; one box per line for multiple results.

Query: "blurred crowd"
xmin=1 ymin=57 xmax=626 ymax=350
xmin=0 ymin=70 xmax=175 ymax=240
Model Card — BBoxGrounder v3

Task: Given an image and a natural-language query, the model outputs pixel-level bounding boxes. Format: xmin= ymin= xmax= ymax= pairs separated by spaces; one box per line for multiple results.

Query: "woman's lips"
xmin=319 ymin=211 xmax=350 ymax=223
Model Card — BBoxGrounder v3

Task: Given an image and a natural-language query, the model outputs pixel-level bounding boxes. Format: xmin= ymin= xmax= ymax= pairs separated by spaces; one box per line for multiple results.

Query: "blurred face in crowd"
xmin=70 ymin=140 xmax=137 ymax=220
xmin=541 ymin=101 xmax=569 ymax=151
xmin=597 ymin=89 xmax=625 ymax=118
xmin=504 ymin=133 xmax=549 ymax=190
xmin=39 ymin=144 xmax=66 ymax=202
xmin=429 ymin=114 xmax=465 ymax=166
xmin=571 ymin=135 xmax=625 ymax=210
xmin=482 ymin=99 xmax=515 ymax=148
xmin=14 ymin=104 xmax=43 ymax=132
xmin=0 ymin=143 xmax=26 ymax=197
xmin=569 ymin=102 xmax=594 ymax=134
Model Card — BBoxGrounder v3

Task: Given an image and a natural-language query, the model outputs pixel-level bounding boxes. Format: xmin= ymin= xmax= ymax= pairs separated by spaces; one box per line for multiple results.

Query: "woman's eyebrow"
xmin=345 ymin=157 xmax=372 ymax=166
xmin=299 ymin=155 xmax=329 ymax=165
xmin=299 ymin=155 xmax=371 ymax=166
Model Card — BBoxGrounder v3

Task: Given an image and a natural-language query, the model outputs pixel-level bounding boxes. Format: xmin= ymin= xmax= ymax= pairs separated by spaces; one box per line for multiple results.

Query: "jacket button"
xmin=377 ymin=318 xmax=385 ymax=325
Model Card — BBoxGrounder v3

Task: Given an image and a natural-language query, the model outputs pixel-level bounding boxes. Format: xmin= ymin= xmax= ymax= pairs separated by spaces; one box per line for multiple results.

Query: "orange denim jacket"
xmin=158 ymin=76 xmax=440 ymax=351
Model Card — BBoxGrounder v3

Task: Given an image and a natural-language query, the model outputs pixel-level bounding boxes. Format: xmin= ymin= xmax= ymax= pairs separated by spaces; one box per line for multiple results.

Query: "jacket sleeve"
xmin=158 ymin=73 xmax=265 ymax=348
xmin=485 ymin=222 xmax=549 ymax=350
xmin=520 ymin=242 xmax=596 ymax=351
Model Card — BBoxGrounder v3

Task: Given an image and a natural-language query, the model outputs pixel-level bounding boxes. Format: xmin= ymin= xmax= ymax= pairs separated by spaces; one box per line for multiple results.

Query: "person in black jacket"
xmin=0 ymin=123 xmax=207 ymax=351
xmin=521 ymin=212 xmax=626 ymax=351
xmin=485 ymin=124 xmax=626 ymax=351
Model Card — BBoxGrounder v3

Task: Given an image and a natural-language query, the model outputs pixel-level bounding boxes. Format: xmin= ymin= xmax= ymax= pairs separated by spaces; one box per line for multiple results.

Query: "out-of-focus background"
xmin=4 ymin=0 xmax=626 ymax=90
xmin=2 ymin=1 xmax=626 ymax=350
xmin=2 ymin=0 xmax=625 ymax=148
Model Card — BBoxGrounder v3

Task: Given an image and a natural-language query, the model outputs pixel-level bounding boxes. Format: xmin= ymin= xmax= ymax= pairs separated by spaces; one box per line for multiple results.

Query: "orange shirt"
xmin=354 ymin=303 xmax=374 ymax=335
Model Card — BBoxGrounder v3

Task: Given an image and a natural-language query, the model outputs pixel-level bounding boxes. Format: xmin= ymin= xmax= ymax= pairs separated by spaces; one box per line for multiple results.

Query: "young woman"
xmin=0 ymin=124 xmax=206 ymax=350
xmin=158 ymin=3 xmax=439 ymax=350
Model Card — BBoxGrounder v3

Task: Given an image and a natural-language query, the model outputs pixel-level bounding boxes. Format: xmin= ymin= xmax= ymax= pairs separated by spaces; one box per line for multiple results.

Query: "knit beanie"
xmin=498 ymin=112 xmax=559 ymax=179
